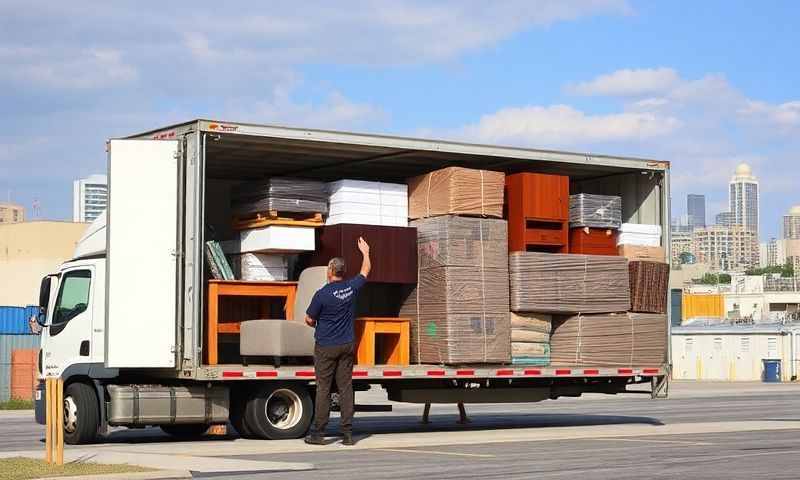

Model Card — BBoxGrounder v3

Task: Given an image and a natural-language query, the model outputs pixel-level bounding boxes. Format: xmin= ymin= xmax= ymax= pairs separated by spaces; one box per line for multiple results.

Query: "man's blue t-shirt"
xmin=306 ymin=274 xmax=367 ymax=346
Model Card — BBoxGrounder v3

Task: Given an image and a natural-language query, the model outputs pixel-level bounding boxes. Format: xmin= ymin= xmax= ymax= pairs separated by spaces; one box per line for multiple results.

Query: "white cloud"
xmin=568 ymin=67 xmax=679 ymax=97
xmin=739 ymin=100 xmax=800 ymax=131
xmin=460 ymin=104 xmax=680 ymax=145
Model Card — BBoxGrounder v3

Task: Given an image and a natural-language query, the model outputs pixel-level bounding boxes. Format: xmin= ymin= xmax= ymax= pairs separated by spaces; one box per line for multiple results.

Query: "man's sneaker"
xmin=342 ymin=433 xmax=354 ymax=446
xmin=304 ymin=433 xmax=325 ymax=445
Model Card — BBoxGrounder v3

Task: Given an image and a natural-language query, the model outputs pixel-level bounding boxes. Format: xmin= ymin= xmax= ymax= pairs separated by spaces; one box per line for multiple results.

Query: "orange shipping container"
xmin=681 ymin=294 xmax=725 ymax=322
xmin=10 ymin=349 xmax=38 ymax=401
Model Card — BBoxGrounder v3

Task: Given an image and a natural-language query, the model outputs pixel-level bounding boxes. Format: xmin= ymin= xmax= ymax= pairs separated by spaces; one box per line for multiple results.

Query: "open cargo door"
xmin=106 ymin=139 xmax=179 ymax=368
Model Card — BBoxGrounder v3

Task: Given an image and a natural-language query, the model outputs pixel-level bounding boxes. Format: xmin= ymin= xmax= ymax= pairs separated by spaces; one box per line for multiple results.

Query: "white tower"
xmin=729 ymin=163 xmax=759 ymax=238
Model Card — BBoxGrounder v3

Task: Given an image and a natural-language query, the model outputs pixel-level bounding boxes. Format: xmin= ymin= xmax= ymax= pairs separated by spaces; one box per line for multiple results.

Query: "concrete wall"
xmin=0 ymin=221 xmax=88 ymax=306
xmin=672 ymin=330 xmax=793 ymax=381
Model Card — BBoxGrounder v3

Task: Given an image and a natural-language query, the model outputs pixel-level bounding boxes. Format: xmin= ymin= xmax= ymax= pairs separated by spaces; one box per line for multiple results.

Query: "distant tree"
xmin=745 ymin=261 xmax=794 ymax=277
xmin=678 ymin=252 xmax=695 ymax=264
xmin=694 ymin=273 xmax=732 ymax=285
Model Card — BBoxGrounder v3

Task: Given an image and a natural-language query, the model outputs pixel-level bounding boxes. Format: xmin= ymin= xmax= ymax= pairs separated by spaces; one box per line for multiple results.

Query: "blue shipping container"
xmin=0 ymin=306 xmax=40 ymax=335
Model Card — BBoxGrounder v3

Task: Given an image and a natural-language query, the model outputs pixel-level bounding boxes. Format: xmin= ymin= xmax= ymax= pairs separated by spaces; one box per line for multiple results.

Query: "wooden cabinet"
xmin=308 ymin=224 xmax=418 ymax=284
xmin=506 ymin=173 xmax=570 ymax=253
xmin=569 ymin=227 xmax=619 ymax=256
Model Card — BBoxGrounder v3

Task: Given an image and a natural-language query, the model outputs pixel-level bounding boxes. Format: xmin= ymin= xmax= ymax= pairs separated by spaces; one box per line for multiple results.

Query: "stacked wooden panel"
xmin=509 ymin=252 xmax=631 ymax=314
xmin=550 ymin=313 xmax=667 ymax=367
xmin=407 ymin=167 xmax=505 ymax=219
xmin=505 ymin=173 xmax=570 ymax=253
xmin=231 ymin=177 xmax=328 ymax=216
xmin=510 ymin=312 xmax=551 ymax=365
xmin=400 ymin=216 xmax=510 ymax=364
xmin=629 ymin=261 xmax=670 ymax=314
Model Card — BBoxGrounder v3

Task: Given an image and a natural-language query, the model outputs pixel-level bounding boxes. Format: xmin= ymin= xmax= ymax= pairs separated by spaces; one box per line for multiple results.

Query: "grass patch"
xmin=0 ymin=457 xmax=152 ymax=480
xmin=0 ymin=399 xmax=34 ymax=410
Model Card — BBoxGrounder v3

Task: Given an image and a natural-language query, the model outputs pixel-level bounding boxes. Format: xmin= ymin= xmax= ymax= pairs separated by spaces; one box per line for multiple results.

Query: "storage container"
xmin=682 ymin=293 xmax=725 ymax=321
xmin=569 ymin=227 xmax=619 ymax=256
xmin=10 ymin=349 xmax=37 ymax=400
xmin=505 ymin=172 xmax=569 ymax=253
xmin=0 ymin=306 xmax=39 ymax=335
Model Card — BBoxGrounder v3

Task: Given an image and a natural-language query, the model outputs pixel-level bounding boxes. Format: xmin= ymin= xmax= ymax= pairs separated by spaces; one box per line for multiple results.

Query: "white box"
xmin=325 ymin=213 xmax=409 ymax=227
xmin=237 ymin=253 xmax=289 ymax=281
xmin=617 ymin=223 xmax=662 ymax=247
xmin=222 ymin=226 xmax=316 ymax=253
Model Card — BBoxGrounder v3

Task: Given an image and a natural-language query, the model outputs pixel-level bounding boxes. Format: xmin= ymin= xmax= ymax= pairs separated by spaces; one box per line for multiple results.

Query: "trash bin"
xmin=762 ymin=359 xmax=782 ymax=383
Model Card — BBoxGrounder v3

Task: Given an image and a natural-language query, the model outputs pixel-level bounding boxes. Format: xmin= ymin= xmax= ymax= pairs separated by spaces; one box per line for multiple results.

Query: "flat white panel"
xmin=106 ymin=139 xmax=178 ymax=368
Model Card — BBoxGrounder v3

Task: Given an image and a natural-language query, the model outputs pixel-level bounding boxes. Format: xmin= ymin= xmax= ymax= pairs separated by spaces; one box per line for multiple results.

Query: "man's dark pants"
xmin=313 ymin=342 xmax=354 ymax=435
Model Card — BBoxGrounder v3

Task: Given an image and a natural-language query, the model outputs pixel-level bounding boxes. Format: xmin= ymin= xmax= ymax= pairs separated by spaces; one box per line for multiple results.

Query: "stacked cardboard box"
xmin=550 ymin=313 xmax=667 ymax=367
xmin=509 ymin=252 xmax=631 ymax=314
xmin=408 ymin=167 xmax=505 ymax=219
xmin=400 ymin=215 xmax=510 ymax=364
xmin=617 ymin=223 xmax=665 ymax=262
xmin=629 ymin=261 xmax=670 ymax=314
xmin=326 ymin=180 xmax=408 ymax=227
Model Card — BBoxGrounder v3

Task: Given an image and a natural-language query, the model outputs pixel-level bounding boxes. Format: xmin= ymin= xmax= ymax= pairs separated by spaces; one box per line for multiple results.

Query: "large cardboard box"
xmin=407 ymin=167 xmax=504 ymax=219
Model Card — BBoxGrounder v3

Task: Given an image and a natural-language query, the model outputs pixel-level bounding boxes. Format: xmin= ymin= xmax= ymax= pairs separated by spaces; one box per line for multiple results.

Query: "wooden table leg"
xmin=284 ymin=286 xmax=297 ymax=321
xmin=207 ymin=283 xmax=219 ymax=365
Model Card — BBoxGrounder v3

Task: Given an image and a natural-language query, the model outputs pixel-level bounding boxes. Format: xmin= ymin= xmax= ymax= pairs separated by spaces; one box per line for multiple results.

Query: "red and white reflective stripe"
xmin=383 ymin=370 xmax=402 ymax=377
xmin=427 ymin=370 xmax=446 ymax=376
xmin=295 ymin=371 xmax=315 ymax=377
xmin=222 ymin=371 xmax=244 ymax=378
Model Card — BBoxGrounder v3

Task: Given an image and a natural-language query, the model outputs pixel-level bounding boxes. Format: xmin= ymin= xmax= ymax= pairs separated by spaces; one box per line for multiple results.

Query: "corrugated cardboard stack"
xmin=510 ymin=312 xmax=551 ymax=365
xmin=629 ymin=261 xmax=670 ymax=313
xmin=617 ymin=223 xmax=665 ymax=262
xmin=407 ymin=167 xmax=505 ymax=219
xmin=550 ymin=313 xmax=667 ymax=367
xmin=509 ymin=252 xmax=631 ymax=314
xmin=400 ymin=186 xmax=511 ymax=364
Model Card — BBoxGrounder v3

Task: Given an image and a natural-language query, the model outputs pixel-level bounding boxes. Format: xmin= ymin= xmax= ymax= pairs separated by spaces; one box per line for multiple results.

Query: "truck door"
xmin=42 ymin=267 xmax=94 ymax=378
xmin=106 ymin=139 xmax=179 ymax=368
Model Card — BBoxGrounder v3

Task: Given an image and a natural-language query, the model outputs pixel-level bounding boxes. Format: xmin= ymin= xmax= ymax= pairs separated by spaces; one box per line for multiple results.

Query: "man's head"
xmin=327 ymin=257 xmax=346 ymax=282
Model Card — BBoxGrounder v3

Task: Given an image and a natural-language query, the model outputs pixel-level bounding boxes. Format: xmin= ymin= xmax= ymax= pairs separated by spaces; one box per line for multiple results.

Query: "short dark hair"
xmin=328 ymin=257 xmax=346 ymax=277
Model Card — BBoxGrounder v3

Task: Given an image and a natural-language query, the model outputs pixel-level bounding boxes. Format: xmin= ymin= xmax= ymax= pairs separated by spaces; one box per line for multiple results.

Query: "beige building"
xmin=692 ymin=224 xmax=758 ymax=272
xmin=0 ymin=203 xmax=24 ymax=224
xmin=671 ymin=232 xmax=693 ymax=265
xmin=784 ymin=205 xmax=800 ymax=240
xmin=0 ymin=221 xmax=88 ymax=306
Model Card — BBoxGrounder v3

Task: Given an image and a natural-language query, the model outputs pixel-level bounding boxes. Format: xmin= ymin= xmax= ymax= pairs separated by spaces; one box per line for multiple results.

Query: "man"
xmin=304 ymin=236 xmax=371 ymax=446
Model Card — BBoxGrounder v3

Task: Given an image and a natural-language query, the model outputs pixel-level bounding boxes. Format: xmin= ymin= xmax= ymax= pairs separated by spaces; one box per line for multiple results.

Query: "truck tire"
xmin=245 ymin=383 xmax=312 ymax=440
xmin=230 ymin=386 xmax=256 ymax=439
xmin=63 ymin=382 xmax=100 ymax=445
xmin=160 ymin=424 xmax=209 ymax=438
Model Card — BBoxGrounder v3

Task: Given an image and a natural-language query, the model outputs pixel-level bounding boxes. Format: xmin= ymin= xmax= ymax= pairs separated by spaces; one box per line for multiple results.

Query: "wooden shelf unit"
xmin=506 ymin=172 xmax=570 ymax=253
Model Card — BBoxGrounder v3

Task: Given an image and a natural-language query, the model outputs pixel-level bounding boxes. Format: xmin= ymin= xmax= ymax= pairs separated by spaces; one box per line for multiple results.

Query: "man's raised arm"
xmin=357 ymin=237 xmax=371 ymax=278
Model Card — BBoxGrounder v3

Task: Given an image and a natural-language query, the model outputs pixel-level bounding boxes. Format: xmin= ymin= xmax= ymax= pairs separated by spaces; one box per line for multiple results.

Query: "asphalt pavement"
xmin=3 ymin=381 xmax=800 ymax=478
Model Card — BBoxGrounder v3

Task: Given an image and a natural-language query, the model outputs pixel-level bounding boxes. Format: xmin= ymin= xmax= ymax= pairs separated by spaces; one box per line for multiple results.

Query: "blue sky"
xmin=1 ymin=1 xmax=798 ymax=238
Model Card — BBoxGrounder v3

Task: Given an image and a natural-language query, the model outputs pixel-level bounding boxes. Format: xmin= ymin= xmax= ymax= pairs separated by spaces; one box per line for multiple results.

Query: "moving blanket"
xmin=550 ymin=313 xmax=667 ymax=367
xmin=509 ymin=252 xmax=631 ymax=314
xmin=231 ymin=177 xmax=328 ymax=216
xmin=407 ymin=167 xmax=505 ymax=219
xmin=569 ymin=193 xmax=622 ymax=229
xmin=629 ymin=261 xmax=670 ymax=314
xmin=400 ymin=216 xmax=511 ymax=364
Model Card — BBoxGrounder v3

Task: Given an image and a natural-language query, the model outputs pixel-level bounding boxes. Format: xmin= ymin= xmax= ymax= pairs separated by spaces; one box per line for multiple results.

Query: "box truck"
xmin=34 ymin=119 xmax=671 ymax=444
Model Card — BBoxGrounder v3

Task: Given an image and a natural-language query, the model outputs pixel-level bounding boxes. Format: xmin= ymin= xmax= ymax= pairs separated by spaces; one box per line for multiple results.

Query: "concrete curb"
xmin=34 ymin=470 xmax=191 ymax=480
xmin=0 ymin=409 xmax=35 ymax=418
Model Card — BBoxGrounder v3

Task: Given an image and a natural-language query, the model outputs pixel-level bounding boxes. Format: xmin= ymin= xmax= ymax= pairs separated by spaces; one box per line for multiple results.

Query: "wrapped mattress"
xmin=509 ymin=252 xmax=631 ymax=314
xmin=550 ymin=313 xmax=667 ymax=367
xmin=407 ymin=167 xmax=504 ymax=219
xmin=400 ymin=216 xmax=510 ymax=364
xmin=569 ymin=194 xmax=622 ymax=229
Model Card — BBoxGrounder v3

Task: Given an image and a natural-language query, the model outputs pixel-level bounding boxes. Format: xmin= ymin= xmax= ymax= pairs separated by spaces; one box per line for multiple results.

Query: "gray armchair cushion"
xmin=240 ymin=319 xmax=315 ymax=357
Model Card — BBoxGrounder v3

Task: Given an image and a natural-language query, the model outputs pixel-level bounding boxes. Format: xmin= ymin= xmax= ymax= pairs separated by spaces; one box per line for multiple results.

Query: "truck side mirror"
xmin=37 ymin=276 xmax=51 ymax=327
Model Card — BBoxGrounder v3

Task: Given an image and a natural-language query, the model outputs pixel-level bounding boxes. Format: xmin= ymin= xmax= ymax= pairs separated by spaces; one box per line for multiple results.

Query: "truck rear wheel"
xmin=245 ymin=383 xmax=312 ymax=440
xmin=230 ymin=386 xmax=256 ymax=439
xmin=63 ymin=382 xmax=100 ymax=445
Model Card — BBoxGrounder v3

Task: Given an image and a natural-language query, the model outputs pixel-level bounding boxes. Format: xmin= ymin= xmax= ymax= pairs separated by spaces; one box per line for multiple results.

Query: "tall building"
xmin=715 ymin=211 xmax=734 ymax=226
xmin=691 ymin=224 xmax=758 ymax=272
xmin=73 ymin=174 xmax=108 ymax=223
xmin=0 ymin=203 xmax=24 ymax=223
xmin=671 ymin=215 xmax=692 ymax=234
xmin=784 ymin=205 xmax=800 ymax=240
xmin=687 ymin=194 xmax=706 ymax=229
xmin=760 ymin=238 xmax=787 ymax=268
xmin=729 ymin=163 xmax=759 ymax=238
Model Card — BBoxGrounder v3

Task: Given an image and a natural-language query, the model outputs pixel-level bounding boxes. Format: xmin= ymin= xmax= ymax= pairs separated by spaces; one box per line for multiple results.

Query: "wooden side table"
xmin=206 ymin=280 xmax=298 ymax=365
xmin=355 ymin=317 xmax=410 ymax=366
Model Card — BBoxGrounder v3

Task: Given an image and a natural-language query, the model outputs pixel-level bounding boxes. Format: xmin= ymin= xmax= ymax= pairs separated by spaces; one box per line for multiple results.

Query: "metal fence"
xmin=0 ymin=334 xmax=41 ymax=402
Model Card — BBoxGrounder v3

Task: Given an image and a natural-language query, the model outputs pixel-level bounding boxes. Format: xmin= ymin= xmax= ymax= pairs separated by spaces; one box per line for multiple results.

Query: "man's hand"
xmin=357 ymin=236 xmax=370 ymax=255
xmin=305 ymin=315 xmax=316 ymax=327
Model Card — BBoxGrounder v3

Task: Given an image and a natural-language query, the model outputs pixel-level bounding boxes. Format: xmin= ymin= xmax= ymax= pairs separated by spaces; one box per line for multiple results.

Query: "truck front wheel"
xmin=245 ymin=383 xmax=312 ymax=440
xmin=63 ymin=382 xmax=100 ymax=445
